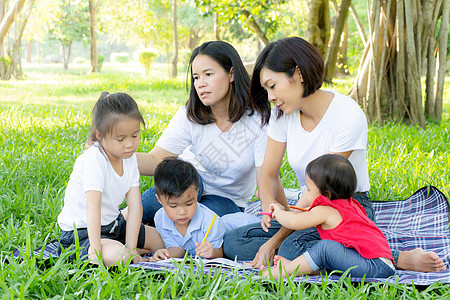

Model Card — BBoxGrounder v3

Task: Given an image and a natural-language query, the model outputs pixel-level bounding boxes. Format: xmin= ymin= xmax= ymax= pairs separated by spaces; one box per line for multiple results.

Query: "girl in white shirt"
xmin=58 ymin=92 xmax=164 ymax=266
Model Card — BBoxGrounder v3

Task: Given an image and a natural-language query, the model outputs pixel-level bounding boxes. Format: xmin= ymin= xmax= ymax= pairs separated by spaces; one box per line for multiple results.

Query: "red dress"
xmin=310 ymin=195 xmax=394 ymax=264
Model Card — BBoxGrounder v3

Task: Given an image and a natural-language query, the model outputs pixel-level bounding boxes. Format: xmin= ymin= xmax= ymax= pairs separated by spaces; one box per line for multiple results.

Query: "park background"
xmin=1 ymin=0 xmax=449 ymax=298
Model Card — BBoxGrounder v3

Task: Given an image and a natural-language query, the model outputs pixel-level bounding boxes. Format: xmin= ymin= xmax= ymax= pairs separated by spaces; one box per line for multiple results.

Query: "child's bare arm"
xmin=86 ymin=190 xmax=103 ymax=261
xmin=270 ymin=204 xmax=331 ymax=231
xmin=125 ymin=187 xmax=143 ymax=260
xmin=195 ymin=241 xmax=223 ymax=259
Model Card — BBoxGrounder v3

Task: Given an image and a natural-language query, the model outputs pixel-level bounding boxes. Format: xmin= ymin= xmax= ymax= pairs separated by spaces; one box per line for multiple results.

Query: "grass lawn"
xmin=0 ymin=64 xmax=449 ymax=298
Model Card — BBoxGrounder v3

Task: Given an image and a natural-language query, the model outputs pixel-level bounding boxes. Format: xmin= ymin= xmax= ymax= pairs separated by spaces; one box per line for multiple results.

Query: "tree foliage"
xmin=47 ymin=0 xmax=89 ymax=69
xmin=193 ymin=0 xmax=285 ymax=45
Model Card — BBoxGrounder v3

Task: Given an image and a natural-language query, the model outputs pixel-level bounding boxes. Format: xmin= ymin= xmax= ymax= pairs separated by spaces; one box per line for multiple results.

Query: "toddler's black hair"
xmin=306 ymin=154 xmax=357 ymax=200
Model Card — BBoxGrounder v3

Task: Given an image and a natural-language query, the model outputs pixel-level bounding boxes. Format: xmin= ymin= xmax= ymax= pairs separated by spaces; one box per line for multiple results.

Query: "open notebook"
xmin=155 ymin=257 xmax=254 ymax=270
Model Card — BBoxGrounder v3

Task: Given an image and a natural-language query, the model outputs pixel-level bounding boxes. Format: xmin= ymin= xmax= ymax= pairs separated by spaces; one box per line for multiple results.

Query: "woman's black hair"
xmin=305 ymin=154 xmax=356 ymax=200
xmin=154 ymin=157 xmax=199 ymax=200
xmin=186 ymin=41 xmax=252 ymax=125
xmin=89 ymin=91 xmax=145 ymax=142
xmin=250 ymin=37 xmax=324 ymax=125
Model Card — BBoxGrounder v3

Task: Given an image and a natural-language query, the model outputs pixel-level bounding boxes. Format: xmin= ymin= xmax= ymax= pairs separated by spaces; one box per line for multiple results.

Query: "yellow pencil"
xmin=195 ymin=214 xmax=217 ymax=258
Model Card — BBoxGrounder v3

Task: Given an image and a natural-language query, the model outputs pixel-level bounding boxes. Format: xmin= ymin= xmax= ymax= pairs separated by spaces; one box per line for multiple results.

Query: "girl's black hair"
xmin=186 ymin=41 xmax=252 ymax=125
xmin=250 ymin=36 xmax=324 ymax=125
xmin=306 ymin=154 xmax=356 ymax=200
xmin=89 ymin=91 xmax=145 ymax=142
xmin=154 ymin=157 xmax=199 ymax=200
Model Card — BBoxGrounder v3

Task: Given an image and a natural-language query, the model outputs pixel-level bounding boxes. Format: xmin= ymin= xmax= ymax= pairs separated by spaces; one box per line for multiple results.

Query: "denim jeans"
xmin=141 ymin=176 xmax=243 ymax=226
xmin=223 ymin=192 xmax=400 ymax=267
xmin=304 ymin=239 xmax=395 ymax=278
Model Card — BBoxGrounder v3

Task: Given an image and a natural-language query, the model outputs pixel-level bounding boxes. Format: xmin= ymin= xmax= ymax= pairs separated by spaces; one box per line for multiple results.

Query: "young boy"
xmin=151 ymin=157 xmax=260 ymax=261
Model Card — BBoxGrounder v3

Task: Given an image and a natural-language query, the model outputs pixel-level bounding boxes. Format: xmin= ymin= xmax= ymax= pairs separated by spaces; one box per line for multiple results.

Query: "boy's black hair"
xmin=154 ymin=157 xmax=199 ymax=200
xmin=306 ymin=154 xmax=356 ymax=200
xmin=186 ymin=40 xmax=252 ymax=125
xmin=89 ymin=91 xmax=145 ymax=142
xmin=250 ymin=36 xmax=324 ymax=125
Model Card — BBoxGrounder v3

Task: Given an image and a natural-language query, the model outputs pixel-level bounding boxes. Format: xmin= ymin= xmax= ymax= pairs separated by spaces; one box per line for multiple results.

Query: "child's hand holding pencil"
xmin=195 ymin=214 xmax=217 ymax=259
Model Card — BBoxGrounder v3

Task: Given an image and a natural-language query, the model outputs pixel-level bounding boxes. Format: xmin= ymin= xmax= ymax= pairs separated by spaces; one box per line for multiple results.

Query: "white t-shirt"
xmin=267 ymin=91 xmax=370 ymax=193
xmin=58 ymin=142 xmax=140 ymax=231
xmin=156 ymin=106 xmax=268 ymax=208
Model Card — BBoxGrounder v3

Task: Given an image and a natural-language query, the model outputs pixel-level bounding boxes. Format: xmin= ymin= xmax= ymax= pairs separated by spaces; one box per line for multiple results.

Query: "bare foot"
xmin=274 ymin=255 xmax=291 ymax=268
xmin=262 ymin=255 xmax=293 ymax=279
xmin=397 ymin=248 xmax=447 ymax=272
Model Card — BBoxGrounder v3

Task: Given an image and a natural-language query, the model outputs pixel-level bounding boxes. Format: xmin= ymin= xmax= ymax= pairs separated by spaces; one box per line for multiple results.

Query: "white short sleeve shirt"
xmin=57 ymin=143 xmax=140 ymax=231
xmin=267 ymin=91 xmax=370 ymax=193
xmin=156 ymin=107 xmax=268 ymax=207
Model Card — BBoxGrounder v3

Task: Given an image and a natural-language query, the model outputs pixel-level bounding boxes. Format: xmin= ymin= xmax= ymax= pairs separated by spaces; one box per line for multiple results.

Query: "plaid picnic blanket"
xmin=14 ymin=186 xmax=450 ymax=284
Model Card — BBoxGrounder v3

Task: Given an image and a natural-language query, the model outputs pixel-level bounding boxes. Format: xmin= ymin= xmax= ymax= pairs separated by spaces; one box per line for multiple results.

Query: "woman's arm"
xmin=136 ymin=146 xmax=177 ymax=176
xmin=258 ymin=138 xmax=287 ymax=209
xmin=257 ymin=137 xmax=289 ymax=231
xmin=86 ymin=191 xmax=103 ymax=262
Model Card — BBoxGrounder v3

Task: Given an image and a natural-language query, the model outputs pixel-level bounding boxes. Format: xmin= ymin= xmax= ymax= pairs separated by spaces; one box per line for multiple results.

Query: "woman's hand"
xmin=261 ymin=214 xmax=272 ymax=232
xmin=245 ymin=240 xmax=276 ymax=269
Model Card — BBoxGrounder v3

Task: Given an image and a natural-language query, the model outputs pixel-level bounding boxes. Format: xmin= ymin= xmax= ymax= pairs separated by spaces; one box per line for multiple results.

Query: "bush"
xmin=111 ymin=52 xmax=130 ymax=63
xmin=138 ymin=49 xmax=158 ymax=75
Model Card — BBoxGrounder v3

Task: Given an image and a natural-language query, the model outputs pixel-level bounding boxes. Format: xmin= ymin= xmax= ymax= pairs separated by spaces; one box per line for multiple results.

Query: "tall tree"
xmin=306 ymin=0 xmax=330 ymax=57
xmin=195 ymin=0 xmax=285 ymax=46
xmin=351 ymin=0 xmax=448 ymax=126
xmin=0 ymin=0 xmax=32 ymax=80
xmin=48 ymin=0 xmax=89 ymax=69
xmin=89 ymin=0 xmax=100 ymax=73
xmin=323 ymin=0 xmax=351 ymax=83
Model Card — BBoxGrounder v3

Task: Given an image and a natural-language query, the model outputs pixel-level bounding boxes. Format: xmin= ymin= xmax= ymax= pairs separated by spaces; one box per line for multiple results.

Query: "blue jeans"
xmin=141 ymin=176 xmax=243 ymax=226
xmin=223 ymin=193 xmax=400 ymax=267
xmin=305 ymin=240 xmax=395 ymax=278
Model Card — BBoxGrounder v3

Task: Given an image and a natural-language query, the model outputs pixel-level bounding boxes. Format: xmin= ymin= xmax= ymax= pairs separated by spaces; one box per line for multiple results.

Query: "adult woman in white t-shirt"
xmin=124 ymin=41 xmax=284 ymax=226
xmin=223 ymin=37 xmax=445 ymax=273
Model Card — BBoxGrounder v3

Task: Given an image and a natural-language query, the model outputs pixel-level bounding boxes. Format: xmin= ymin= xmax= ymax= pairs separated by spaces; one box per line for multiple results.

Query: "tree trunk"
xmin=62 ymin=41 xmax=72 ymax=70
xmin=336 ymin=21 xmax=349 ymax=76
xmin=0 ymin=0 xmax=26 ymax=40
xmin=1 ymin=0 xmax=30 ymax=80
xmin=89 ymin=0 xmax=100 ymax=73
xmin=306 ymin=0 xmax=330 ymax=57
xmin=351 ymin=0 xmax=446 ymax=127
xmin=241 ymin=9 xmax=269 ymax=45
xmin=171 ymin=0 xmax=178 ymax=78
xmin=431 ymin=0 xmax=448 ymax=122
xmin=214 ymin=11 xmax=220 ymax=40
xmin=324 ymin=0 xmax=351 ymax=83
xmin=25 ymin=40 xmax=32 ymax=63
xmin=349 ymin=3 xmax=367 ymax=46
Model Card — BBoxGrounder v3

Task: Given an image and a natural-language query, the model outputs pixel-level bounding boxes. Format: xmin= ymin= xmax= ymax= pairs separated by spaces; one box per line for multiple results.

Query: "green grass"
xmin=1 ymin=64 xmax=449 ymax=298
